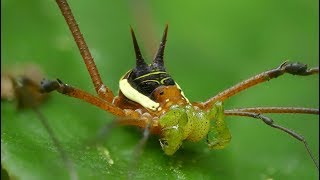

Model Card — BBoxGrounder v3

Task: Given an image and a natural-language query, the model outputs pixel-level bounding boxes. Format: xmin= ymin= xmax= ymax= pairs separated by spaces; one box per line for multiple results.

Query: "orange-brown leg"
xmin=224 ymin=110 xmax=319 ymax=170
xmin=225 ymin=107 xmax=319 ymax=115
xmin=55 ymin=0 xmax=114 ymax=102
xmin=41 ymin=79 xmax=131 ymax=117
xmin=202 ymin=61 xmax=318 ymax=110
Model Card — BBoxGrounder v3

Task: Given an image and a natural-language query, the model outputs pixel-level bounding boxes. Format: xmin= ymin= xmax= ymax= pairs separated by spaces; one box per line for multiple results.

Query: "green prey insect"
xmin=41 ymin=0 xmax=319 ymax=171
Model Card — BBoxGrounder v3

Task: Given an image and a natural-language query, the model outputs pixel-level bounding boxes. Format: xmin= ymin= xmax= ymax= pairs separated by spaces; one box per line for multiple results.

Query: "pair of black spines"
xmin=128 ymin=24 xmax=176 ymax=97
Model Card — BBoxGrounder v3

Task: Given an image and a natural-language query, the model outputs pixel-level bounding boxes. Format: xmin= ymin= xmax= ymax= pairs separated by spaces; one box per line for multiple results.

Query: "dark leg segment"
xmin=14 ymin=77 xmax=78 ymax=180
xmin=225 ymin=110 xmax=319 ymax=171
xmin=86 ymin=120 xmax=118 ymax=146
xmin=32 ymin=107 xmax=78 ymax=180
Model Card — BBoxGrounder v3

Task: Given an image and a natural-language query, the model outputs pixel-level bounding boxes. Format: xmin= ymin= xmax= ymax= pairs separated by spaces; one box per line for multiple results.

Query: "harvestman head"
xmin=41 ymin=0 xmax=319 ymax=171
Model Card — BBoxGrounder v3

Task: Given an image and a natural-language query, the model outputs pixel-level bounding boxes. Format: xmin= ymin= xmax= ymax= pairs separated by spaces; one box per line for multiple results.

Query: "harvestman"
xmin=41 ymin=0 xmax=319 ymax=170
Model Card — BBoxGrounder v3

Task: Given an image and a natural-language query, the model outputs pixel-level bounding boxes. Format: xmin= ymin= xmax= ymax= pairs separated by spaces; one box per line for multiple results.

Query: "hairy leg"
xmin=55 ymin=0 xmax=114 ymax=102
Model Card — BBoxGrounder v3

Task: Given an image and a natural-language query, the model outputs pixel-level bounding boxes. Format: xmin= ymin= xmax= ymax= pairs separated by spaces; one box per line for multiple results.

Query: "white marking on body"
xmin=193 ymin=106 xmax=200 ymax=111
xmin=119 ymin=79 xmax=159 ymax=111
xmin=135 ymin=109 xmax=143 ymax=115
xmin=142 ymin=112 xmax=152 ymax=118
xmin=163 ymin=125 xmax=179 ymax=131
xmin=111 ymin=97 xmax=116 ymax=104
xmin=152 ymin=117 xmax=159 ymax=121
xmin=159 ymin=139 xmax=165 ymax=148
xmin=172 ymin=125 xmax=179 ymax=130
xmin=175 ymin=83 xmax=190 ymax=103
xmin=124 ymin=109 xmax=132 ymax=116
xmin=216 ymin=101 xmax=222 ymax=106
xmin=98 ymin=84 xmax=107 ymax=93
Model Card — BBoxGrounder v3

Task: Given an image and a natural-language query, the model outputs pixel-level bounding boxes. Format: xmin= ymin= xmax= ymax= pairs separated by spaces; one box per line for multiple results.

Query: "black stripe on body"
xmin=125 ymin=68 xmax=175 ymax=98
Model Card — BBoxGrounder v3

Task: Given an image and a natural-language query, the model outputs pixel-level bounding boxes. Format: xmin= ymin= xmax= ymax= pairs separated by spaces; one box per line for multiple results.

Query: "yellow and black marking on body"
xmin=119 ymin=25 xmax=188 ymax=111
xmin=127 ymin=69 xmax=175 ymax=97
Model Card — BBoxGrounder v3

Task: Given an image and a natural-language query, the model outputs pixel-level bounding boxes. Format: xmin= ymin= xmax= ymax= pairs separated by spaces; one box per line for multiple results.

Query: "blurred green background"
xmin=1 ymin=0 xmax=319 ymax=179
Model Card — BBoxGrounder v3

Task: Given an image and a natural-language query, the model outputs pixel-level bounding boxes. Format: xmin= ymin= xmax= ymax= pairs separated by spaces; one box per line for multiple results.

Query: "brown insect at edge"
xmin=1 ymin=64 xmax=78 ymax=180
xmin=40 ymin=0 xmax=319 ymax=173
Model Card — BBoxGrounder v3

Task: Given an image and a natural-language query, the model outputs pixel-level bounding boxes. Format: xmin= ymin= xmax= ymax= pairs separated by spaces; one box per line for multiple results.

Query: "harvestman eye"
xmin=39 ymin=0 xmax=319 ymax=176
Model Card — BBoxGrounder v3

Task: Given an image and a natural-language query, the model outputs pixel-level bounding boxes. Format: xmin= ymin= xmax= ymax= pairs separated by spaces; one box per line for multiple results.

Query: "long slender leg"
xmin=128 ymin=123 xmax=151 ymax=179
xmin=55 ymin=0 xmax=114 ymax=102
xmin=224 ymin=110 xmax=319 ymax=170
xmin=117 ymin=118 xmax=149 ymax=129
xmin=202 ymin=62 xmax=318 ymax=110
xmin=225 ymin=107 xmax=319 ymax=115
xmin=14 ymin=77 xmax=78 ymax=180
xmin=41 ymin=79 xmax=151 ymax=130
xmin=91 ymin=120 xmax=118 ymax=145
xmin=40 ymin=79 xmax=132 ymax=117
xmin=32 ymin=107 xmax=78 ymax=180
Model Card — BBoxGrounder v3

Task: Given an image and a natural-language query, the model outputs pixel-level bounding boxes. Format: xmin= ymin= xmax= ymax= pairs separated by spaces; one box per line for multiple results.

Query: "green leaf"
xmin=2 ymin=0 xmax=318 ymax=179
